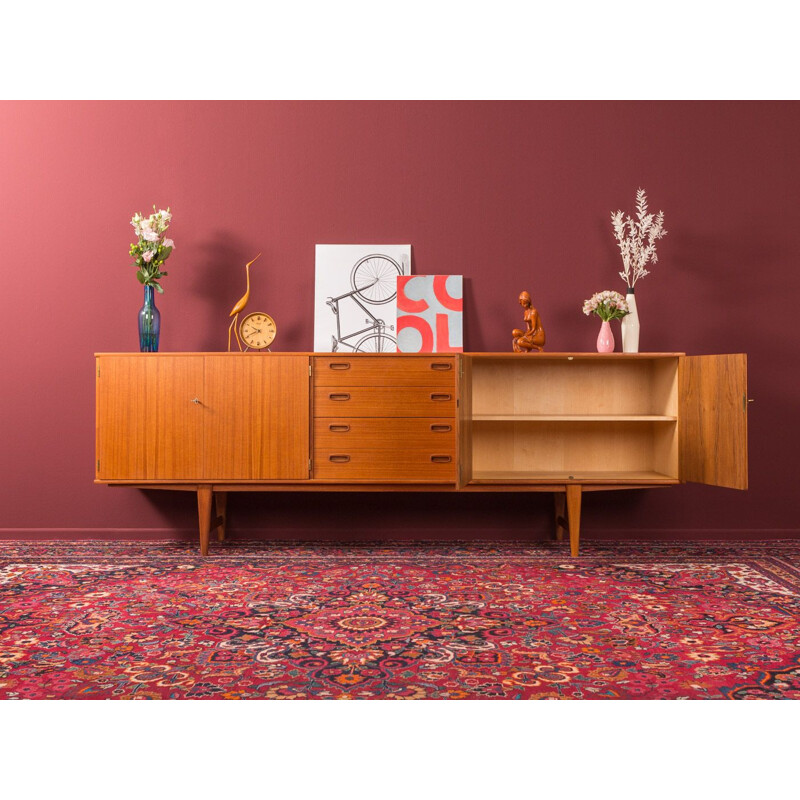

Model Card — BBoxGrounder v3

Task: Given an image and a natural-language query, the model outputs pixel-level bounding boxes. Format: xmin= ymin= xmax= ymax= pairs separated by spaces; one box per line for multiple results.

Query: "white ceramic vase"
xmin=621 ymin=288 xmax=640 ymax=353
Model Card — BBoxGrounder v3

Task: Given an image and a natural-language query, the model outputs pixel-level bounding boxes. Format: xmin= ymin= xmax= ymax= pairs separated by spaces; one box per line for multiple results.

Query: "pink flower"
xmin=142 ymin=250 xmax=155 ymax=263
xmin=140 ymin=220 xmax=160 ymax=242
xmin=163 ymin=238 xmax=175 ymax=249
xmin=582 ymin=290 xmax=629 ymax=322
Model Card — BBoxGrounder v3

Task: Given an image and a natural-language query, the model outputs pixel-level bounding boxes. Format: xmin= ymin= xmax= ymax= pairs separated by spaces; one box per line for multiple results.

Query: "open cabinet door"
xmin=679 ymin=354 xmax=748 ymax=489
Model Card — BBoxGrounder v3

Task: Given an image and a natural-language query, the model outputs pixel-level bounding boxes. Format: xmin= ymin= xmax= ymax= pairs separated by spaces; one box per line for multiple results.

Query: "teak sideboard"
xmin=95 ymin=352 xmax=748 ymax=555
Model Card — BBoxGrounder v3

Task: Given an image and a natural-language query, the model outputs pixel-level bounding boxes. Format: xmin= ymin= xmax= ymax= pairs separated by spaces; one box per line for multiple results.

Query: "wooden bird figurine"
xmin=228 ymin=253 xmax=262 ymax=352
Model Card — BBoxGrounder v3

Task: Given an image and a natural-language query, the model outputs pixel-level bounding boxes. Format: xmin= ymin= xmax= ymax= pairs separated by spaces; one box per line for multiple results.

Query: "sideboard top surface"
xmin=95 ymin=352 xmax=687 ymax=359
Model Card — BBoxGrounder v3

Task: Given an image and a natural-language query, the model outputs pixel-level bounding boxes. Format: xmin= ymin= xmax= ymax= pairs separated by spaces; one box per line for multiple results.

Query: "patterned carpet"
xmin=1 ymin=540 xmax=799 ymax=699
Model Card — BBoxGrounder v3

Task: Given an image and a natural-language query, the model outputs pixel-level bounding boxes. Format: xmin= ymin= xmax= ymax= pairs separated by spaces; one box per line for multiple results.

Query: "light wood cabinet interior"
xmin=468 ymin=355 xmax=679 ymax=483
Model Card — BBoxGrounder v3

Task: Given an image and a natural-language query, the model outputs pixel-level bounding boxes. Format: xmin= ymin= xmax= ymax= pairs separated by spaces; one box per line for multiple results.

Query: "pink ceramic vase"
xmin=596 ymin=320 xmax=614 ymax=353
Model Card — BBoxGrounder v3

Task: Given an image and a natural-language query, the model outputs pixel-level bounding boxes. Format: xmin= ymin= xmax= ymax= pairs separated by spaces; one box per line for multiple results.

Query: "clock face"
xmin=239 ymin=312 xmax=277 ymax=350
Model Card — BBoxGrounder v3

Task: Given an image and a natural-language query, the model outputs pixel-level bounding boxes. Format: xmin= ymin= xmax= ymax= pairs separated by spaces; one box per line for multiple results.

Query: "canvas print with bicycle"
xmin=314 ymin=244 xmax=411 ymax=352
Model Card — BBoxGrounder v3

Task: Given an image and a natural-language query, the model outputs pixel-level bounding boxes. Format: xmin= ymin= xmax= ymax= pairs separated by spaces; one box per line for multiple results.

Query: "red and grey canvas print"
xmin=396 ymin=275 xmax=463 ymax=353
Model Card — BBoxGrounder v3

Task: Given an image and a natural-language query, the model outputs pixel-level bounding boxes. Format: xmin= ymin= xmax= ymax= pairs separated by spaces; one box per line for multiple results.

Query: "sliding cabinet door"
xmin=96 ymin=355 xmax=204 ymax=480
xmin=203 ymin=355 xmax=310 ymax=480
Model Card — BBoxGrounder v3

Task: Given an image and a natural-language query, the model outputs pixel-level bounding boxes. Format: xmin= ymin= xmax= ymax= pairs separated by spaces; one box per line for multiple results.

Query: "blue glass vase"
xmin=138 ymin=285 xmax=161 ymax=352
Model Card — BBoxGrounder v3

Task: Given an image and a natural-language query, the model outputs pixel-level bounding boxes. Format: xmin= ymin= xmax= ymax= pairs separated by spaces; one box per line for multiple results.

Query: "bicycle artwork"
xmin=314 ymin=245 xmax=411 ymax=352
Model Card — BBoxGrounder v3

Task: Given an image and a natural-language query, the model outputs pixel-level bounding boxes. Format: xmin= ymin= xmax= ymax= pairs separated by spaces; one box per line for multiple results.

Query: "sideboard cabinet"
xmin=95 ymin=352 xmax=748 ymax=555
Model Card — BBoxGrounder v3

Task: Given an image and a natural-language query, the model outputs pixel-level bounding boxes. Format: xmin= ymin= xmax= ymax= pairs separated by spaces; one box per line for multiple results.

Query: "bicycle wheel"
xmin=350 ymin=254 xmax=403 ymax=305
xmin=355 ymin=332 xmax=397 ymax=352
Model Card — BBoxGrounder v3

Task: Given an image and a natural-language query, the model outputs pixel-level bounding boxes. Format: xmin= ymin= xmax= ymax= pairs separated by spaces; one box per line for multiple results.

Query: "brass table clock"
xmin=239 ymin=312 xmax=277 ymax=351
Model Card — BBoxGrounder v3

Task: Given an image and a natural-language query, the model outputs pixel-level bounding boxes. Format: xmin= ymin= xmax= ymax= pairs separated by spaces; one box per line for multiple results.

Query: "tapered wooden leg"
xmin=197 ymin=485 xmax=212 ymax=557
xmin=554 ymin=492 xmax=567 ymax=541
xmin=215 ymin=491 xmax=228 ymax=542
xmin=566 ymin=484 xmax=582 ymax=557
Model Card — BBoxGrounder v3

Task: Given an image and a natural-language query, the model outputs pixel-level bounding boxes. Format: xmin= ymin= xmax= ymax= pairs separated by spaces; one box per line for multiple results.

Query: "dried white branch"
xmin=611 ymin=188 xmax=667 ymax=287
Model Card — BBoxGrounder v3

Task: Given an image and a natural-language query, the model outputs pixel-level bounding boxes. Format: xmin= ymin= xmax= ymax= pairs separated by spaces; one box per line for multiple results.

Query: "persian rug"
xmin=1 ymin=540 xmax=799 ymax=700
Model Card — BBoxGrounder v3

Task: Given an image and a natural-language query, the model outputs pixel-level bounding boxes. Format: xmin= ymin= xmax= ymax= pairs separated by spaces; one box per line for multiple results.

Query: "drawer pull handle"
xmin=329 ymin=393 xmax=351 ymax=401
xmin=430 ymin=455 xmax=452 ymax=463
xmin=329 ymin=424 xmax=350 ymax=432
xmin=329 ymin=454 xmax=351 ymax=463
xmin=329 ymin=362 xmax=351 ymax=370
xmin=430 ymin=393 xmax=452 ymax=401
xmin=430 ymin=424 xmax=452 ymax=432
xmin=430 ymin=362 xmax=452 ymax=371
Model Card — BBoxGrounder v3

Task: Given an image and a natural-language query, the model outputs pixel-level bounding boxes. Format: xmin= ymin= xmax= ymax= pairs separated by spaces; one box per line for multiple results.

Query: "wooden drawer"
xmin=313 ymin=356 xmax=456 ymax=387
xmin=314 ymin=417 xmax=455 ymax=451
xmin=313 ymin=446 xmax=456 ymax=482
xmin=314 ymin=386 xmax=456 ymax=417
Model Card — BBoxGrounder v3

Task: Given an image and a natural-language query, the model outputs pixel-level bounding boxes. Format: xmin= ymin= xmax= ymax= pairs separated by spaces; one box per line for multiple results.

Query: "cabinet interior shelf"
xmin=471 ymin=414 xmax=678 ymax=422
xmin=470 ymin=470 xmax=680 ymax=483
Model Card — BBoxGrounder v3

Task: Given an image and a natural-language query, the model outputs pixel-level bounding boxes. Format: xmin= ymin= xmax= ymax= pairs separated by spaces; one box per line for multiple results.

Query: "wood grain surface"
xmin=313 ymin=417 xmax=455 ymax=450
xmin=313 ymin=355 xmax=456 ymax=387
xmin=96 ymin=355 xmax=204 ymax=480
xmin=313 ymin=385 xmax=456 ymax=417
xmin=203 ymin=355 xmax=309 ymax=480
xmin=679 ymin=354 xmax=748 ymax=489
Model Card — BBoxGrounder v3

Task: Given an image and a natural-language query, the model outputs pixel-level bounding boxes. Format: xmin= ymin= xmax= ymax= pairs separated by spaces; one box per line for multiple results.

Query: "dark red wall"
xmin=1 ymin=101 xmax=798 ymax=540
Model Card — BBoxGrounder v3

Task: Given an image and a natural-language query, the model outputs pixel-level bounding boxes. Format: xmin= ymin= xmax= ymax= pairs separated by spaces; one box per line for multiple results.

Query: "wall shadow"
xmin=190 ymin=232 xmax=266 ymax=352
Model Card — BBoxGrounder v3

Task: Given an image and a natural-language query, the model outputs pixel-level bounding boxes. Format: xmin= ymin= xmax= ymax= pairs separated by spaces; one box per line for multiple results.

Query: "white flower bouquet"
xmin=129 ymin=207 xmax=175 ymax=293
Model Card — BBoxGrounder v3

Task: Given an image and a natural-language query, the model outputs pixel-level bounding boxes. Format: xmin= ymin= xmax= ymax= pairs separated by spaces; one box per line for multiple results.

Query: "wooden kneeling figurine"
xmin=512 ymin=291 xmax=545 ymax=352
